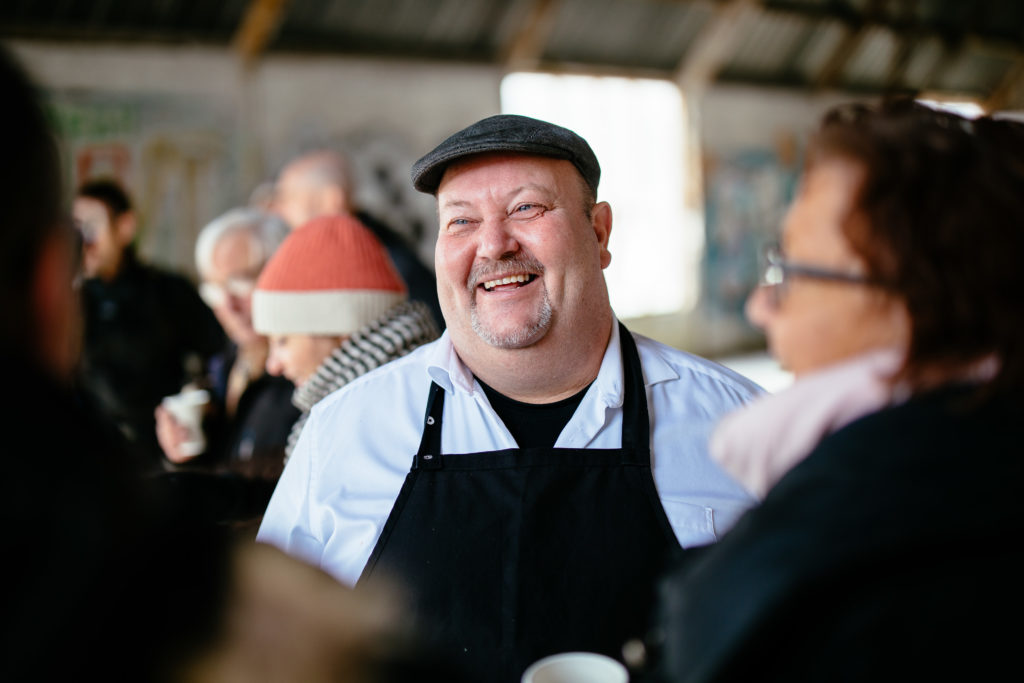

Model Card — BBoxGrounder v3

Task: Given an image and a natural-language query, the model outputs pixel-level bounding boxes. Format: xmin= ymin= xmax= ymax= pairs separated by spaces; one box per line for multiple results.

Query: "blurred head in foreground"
xmin=0 ymin=45 xmax=77 ymax=378
xmin=747 ymin=98 xmax=1024 ymax=397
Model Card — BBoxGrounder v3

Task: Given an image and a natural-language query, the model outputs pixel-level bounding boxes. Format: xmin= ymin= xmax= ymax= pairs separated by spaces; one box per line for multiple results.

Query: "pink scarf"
xmin=710 ymin=349 xmax=905 ymax=499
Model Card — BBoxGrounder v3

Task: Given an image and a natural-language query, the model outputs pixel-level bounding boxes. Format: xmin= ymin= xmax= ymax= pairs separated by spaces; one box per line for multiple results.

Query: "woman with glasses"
xmin=644 ymin=100 xmax=1024 ymax=681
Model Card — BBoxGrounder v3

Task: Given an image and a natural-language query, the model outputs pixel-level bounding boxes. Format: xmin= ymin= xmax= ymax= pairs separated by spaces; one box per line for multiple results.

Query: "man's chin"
xmin=471 ymin=316 xmax=550 ymax=350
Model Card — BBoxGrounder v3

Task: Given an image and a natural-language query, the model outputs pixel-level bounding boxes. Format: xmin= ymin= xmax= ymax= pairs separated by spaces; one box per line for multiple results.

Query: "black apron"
xmin=358 ymin=324 xmax=682 ymax=682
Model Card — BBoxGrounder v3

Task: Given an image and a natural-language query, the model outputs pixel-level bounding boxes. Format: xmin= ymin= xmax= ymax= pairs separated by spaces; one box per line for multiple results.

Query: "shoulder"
xmin=307 ymin=338 xmax=437 ymax=425
xmin=132 ymin=260 xmax=204 ymax=303
xmin=631 ymin=330 xmax=764 ymax=403
xmin=808 ymin=384 xmax=1021 ymax=476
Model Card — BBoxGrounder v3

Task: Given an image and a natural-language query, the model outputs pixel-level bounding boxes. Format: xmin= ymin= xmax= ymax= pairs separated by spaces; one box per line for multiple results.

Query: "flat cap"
xmin=411 ymin=114 xmax=600 ymax=195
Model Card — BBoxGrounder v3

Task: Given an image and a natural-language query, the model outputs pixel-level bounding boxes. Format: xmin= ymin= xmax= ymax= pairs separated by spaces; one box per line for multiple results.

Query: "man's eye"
xmin=511 ymin=203 xmax=545 ymax=220
xmin=445 ymin=217 xmax=475 ymax=232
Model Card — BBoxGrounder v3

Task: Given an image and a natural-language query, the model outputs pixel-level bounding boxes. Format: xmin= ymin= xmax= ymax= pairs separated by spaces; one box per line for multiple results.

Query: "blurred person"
xmin=247 ymin=178 xmax=277 ymax=212
xmin=74 ymin=178 xmax=226 ymax=468
xmin=181 ymin=542 xmax=474 ymax=683
xmin=645 ymin=100 xmax=1024 ymax=682
xmin=154 ymin=208 xmax=300 ymax=528
xmin=257 ymin=115 xmax=763 ymax=683
xmin=271 ymin=148 xmax=444 ymax=329
xmin=0 ymin=47 xmax=467 ymax=683
xmin=0 ymin=43 xmax=231 ymax=683
xmin=251 ymin=213 xmax=439 ymax=457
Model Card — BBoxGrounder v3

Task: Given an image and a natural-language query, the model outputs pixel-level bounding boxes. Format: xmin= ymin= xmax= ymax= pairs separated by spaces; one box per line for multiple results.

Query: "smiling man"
xmin=257 ymin=114 xmax=763 ymax=683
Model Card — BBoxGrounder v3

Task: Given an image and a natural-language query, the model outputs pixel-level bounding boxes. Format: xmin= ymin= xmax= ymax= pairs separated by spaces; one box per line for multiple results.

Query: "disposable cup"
xmin=521 ymin=652 xmax=629 ymax=683
xmin=161 ymin=387 xmax=210 ymax=457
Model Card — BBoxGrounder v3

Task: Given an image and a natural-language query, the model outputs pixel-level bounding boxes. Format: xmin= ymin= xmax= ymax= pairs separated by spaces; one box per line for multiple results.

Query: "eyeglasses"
xmin=199 ymin=277 xmax=257 ymax=308
xmin=760 ymin=243 xmax=881 ymax=305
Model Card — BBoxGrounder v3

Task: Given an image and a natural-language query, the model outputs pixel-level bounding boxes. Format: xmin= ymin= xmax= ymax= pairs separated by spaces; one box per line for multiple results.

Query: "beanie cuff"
xmin=252 ymin=290 xmax=406 ymax=336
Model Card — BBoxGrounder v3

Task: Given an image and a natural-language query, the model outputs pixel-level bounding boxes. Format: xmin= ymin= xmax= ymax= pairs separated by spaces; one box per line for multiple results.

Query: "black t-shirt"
xmin=477 ymin=378 xmax=592 ymax=449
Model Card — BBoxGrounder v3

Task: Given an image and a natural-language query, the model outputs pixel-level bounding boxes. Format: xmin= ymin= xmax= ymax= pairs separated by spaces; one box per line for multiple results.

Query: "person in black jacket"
xmin=0 ymin=44 xmax=230 ymax=683
xmin=74 ymin=178 xmax=226 ymax=469
xmin=643 ymin=100 xmax=1024 ymax=682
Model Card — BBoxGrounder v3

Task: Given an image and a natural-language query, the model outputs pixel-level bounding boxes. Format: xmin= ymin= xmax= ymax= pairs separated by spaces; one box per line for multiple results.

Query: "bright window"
xmin=916 ymin=98 xmax=984 ymax=118
xmin=501 ymin=73 xmax=700 ymax=319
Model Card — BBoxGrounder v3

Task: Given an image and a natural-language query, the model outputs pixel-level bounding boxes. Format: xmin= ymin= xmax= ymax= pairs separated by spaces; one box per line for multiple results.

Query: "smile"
xmin=481 ymin=273 xmax=537 ymax=291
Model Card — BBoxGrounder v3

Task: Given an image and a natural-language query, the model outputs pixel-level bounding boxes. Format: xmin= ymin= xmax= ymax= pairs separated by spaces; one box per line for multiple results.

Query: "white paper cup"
xmin=161 ymin=388 xmax=210 ymax=457
xmin=521 ymin=652 xmax=629 ymax=683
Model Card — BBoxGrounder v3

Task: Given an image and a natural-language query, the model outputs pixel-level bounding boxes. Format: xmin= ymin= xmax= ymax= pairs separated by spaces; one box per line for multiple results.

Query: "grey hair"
xmin=194 ymin=207 xmax=289 ymax=277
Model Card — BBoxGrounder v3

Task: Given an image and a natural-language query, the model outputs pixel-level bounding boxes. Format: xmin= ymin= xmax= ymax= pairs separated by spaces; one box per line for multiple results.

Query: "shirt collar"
xmin=425 ymin=331 xmax=470 ymax=394
xmin=425 ymin=321 xmax=678 ymax=404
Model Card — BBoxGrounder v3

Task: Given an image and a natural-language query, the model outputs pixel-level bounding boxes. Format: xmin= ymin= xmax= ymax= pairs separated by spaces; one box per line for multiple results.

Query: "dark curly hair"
xmin=76 ymin=177 xmax=133 ymax=219
xmin=806 ymin=99 xmax=1024 ymax=398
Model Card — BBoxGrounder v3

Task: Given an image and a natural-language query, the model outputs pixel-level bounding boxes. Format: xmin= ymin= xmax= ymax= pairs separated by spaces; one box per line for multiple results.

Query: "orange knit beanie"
xmin=252 ymin=214 xmax=407 ymax=336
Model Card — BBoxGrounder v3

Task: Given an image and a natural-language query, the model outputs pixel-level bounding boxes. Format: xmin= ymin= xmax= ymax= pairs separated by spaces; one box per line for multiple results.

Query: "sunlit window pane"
xmin=501 ymin=73 xmax=699 ymax=318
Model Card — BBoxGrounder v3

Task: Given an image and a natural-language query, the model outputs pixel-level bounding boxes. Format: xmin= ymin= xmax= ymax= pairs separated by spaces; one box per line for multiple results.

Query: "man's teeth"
xmin=483 ymin=274 xmax=530 ymax=290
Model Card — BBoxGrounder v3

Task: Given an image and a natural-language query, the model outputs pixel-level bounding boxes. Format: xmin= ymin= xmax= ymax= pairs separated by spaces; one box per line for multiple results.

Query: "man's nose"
xmin=476 ymin=216 xmax=520 ymax=260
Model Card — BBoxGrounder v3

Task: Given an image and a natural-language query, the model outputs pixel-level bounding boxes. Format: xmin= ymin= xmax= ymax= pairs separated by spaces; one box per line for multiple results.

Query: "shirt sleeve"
xmin=256 ymin=411 xmax=324 ymax=568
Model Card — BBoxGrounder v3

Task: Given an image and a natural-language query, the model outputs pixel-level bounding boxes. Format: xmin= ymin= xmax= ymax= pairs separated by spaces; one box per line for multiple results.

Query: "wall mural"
xmin=701 ymin=135 xmax=800 ymax=344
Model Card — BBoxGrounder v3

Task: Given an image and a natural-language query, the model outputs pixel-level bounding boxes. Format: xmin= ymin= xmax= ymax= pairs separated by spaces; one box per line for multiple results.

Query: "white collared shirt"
xmin=257 ymin=323 xmax=763 ymax=586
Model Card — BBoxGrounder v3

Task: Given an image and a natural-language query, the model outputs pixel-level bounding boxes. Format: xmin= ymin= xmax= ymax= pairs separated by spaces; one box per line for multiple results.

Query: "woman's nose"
xmin=745 ymin=285 xmax=776 ymax=331
xmin=266 ymin=351 xmax=284 ymax=377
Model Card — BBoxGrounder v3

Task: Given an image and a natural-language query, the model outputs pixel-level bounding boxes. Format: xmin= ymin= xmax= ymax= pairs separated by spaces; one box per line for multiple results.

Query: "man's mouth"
xmin=480 ymin=273 xmax=537 ymax=291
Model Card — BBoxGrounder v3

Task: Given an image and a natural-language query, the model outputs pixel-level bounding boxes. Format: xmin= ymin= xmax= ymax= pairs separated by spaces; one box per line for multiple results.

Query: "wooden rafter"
xmin=232 ymin=0 xmax=291 ymax=67
xmin=813 ymin=0 xmax=887 ymax=90
xmin=502 ymin=0 xmax=562 ymax=71
xmin=883 ymin=0 xmax=920 ymax=92
xmin=985 ymin=55 xmax=1024 ymax=111
xmin=674 ymin=0 xmax=761 ymax=91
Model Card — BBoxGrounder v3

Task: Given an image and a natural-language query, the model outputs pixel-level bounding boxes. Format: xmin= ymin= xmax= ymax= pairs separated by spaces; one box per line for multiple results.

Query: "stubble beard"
xmin=470 ymin=291 xmax=552 ymax=349
xmin=467 ymin=254 xmax=552 ymax=349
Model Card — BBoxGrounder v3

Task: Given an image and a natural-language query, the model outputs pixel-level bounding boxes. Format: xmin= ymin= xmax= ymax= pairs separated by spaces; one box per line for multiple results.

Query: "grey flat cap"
xmin=411 ymin=114 xmax=600 ymax=195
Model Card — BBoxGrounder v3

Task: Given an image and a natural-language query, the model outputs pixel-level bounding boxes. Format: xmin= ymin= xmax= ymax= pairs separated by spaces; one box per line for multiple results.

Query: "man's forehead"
xmin=436 ymin=153 xmax=576 ymax=200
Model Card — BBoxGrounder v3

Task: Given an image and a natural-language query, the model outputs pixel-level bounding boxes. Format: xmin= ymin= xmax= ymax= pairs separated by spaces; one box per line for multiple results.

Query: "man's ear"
xmin=114 ymin=211 xmax=137 ymax=248
xmin=592 ymin=201 xmax=612 ymax=270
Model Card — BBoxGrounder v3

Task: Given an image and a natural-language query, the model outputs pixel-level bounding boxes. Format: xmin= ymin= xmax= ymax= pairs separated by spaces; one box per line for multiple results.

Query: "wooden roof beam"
xmin=883 ymin=0 xmax=920 ymax=92
xmin=812 ymin=0 xmax=888 ymax=90
xmin=985 ymin=55 xmax=1024 ymax=111
xmin=674 ymin=0 xmax=761 ymax=93
xmin=233 ymin=0 xmax=291 ymax=68
xmin=502 ymin=0 xmax=562 ymax=71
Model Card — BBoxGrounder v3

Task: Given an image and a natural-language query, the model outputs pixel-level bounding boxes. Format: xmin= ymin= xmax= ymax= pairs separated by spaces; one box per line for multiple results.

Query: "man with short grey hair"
xmin=258 ymin=114 xmax=762 ymax=682
xmin=156 ymin=207 xmax=299 ymax=521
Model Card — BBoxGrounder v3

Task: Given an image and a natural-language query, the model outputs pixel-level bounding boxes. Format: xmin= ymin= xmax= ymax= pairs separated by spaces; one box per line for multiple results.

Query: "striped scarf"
xmin=285 ymin=300 xmax=440 ymax=459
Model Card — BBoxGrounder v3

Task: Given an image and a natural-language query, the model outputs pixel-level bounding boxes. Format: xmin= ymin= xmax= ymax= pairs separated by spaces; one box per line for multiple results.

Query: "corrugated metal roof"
xmin=2 ymin=0 xmax=1023 ymax=106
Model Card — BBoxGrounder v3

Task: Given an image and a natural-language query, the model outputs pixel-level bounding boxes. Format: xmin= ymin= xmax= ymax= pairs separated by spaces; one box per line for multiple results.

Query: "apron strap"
xmin=414 ymin=381 xmax=445 ymax=469
xmin=617 ymin=322 xmax=650 ymax=452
